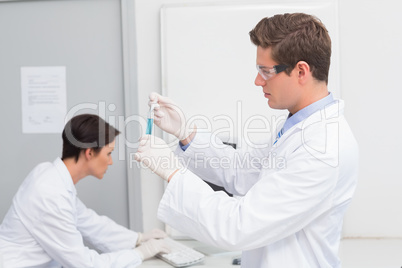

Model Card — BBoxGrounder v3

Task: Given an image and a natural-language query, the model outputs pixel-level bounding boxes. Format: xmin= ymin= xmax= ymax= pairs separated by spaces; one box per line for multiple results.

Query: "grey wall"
xmin=0 ymin=0 xmax=133 ymax=228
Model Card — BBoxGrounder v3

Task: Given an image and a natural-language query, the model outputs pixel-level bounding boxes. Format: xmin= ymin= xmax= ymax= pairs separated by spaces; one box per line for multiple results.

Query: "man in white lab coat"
xmin=135 ymin=13 xmax=358 ymax=267
xmin=0 ymin=114 xmax=169 ymax=268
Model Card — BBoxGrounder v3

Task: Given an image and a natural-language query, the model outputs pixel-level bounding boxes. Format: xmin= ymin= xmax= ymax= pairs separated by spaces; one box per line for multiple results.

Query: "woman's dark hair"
xmin=61 ymin=114 xmax=120 ymax=162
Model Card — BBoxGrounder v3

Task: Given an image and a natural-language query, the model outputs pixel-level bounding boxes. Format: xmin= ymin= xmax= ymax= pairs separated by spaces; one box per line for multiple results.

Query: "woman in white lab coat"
xmin=0 ymin=114 xmax=169 ymax=268
xmin=134 ymin=13 xmax=359 ymax=268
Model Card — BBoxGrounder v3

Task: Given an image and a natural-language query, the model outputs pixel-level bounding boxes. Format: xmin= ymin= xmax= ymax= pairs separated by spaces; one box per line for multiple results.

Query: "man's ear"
xmin=296 ymin=61 xmax=311 ymax=84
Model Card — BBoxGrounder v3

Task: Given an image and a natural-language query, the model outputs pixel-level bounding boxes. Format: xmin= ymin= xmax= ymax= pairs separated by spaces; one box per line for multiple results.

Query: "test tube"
xmin=146 ymin=103 xmax=156 ymax=134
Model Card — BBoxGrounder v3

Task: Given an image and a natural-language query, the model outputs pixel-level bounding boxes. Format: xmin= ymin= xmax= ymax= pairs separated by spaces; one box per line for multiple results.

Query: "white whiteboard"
xmin=161 ymin=1 xmax=340 ymax=148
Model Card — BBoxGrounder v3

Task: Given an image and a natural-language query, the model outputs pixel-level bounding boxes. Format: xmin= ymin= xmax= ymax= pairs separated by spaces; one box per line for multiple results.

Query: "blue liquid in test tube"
xmin=146 ymin=103 xmax=156 ymax=135
xmin=146 ymin=118 xmax=153 ymax=134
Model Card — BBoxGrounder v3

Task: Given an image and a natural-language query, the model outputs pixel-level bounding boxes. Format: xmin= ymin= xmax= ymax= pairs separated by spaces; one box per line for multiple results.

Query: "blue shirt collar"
xmin=282 ymin=92 xmax=334 ymax=134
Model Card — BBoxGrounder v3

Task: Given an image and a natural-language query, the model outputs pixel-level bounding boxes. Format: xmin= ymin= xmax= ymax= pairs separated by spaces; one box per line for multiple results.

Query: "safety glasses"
xmin=256 ymin=64 xmax=288 ymax=80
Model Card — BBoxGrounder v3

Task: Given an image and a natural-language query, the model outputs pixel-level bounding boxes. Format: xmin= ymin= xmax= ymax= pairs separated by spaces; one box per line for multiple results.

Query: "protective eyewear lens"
xmin=256 ymin=64 xmax=288 ymax=80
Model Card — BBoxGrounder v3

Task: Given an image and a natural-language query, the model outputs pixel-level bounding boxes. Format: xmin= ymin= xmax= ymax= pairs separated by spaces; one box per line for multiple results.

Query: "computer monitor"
xmin=203 ymin=141 xmax=237 ymax=197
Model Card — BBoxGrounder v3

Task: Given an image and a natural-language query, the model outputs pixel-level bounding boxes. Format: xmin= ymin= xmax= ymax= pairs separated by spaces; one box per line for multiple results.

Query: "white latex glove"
xmin=134 ymin=135 xmax=183 ymax=181
xmin=133 ymin=238 xmax=171 ymax=261
xmin=149 ymin=92 xmax=195 ymax=141
xmin=137 ymin=228 xmax=167 ymax=246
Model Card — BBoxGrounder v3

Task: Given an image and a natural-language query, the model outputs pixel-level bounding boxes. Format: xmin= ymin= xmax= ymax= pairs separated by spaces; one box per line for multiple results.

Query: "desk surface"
xmin=141 ymin=238 xmax=402 ymax=268
xmin=139 ymin=239 xmax=241 ymax=267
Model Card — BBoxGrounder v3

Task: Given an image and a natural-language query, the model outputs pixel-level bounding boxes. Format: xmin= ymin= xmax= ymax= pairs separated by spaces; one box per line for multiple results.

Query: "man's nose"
xmin=255 ymin=73 xmax=266 ymax=86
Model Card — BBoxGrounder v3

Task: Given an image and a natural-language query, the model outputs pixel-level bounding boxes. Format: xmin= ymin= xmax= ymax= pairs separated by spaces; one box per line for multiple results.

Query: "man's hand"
xmin=134 ymin=135 xmax=183 ymax=181
xmin=149 ymin=92 xmax=195 ymax=141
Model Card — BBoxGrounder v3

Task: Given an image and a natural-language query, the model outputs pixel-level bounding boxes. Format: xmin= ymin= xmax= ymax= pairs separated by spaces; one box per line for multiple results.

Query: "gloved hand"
xmin=134 ymin=135 xmax=183 ymax=181
xmin=137 ymin=228 xmax=167 ymax=246
xmin=149 ymin=92 xmax=195 ymax=141
xmin=133 ymin=238 xmax=171 ymax=261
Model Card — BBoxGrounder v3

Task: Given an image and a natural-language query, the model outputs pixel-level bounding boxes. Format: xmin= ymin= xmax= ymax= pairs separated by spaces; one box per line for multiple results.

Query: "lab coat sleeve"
xmin=29 ymin=191 xmax=142 ymax=268
xmin=175 ymin=132 xmax=272 ymax=196
xmin=159 ymin=140 xmax=348 ymax=251
xmin=75 ymin=198 xmax=139 ymax=252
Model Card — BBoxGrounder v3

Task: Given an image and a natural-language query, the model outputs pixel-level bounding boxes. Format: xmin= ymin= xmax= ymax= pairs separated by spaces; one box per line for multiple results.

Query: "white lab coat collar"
xmin=53 ymin=157 xmax=76 ymax=195
xmin=273 ymin=99 xmax=344 ymax=148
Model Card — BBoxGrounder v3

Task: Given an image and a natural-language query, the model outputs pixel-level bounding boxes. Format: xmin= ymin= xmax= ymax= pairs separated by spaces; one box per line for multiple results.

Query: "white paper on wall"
xmin=21 ymin=66 xmax=67 ymax=133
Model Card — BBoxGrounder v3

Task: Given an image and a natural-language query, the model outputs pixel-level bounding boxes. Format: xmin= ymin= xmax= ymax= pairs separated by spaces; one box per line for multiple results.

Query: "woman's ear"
xmin=84 ymin=148 xmax=93 ymax=160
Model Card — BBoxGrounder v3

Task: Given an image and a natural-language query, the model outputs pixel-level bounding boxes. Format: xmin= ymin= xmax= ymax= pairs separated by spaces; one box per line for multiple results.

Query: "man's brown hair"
xmin=249 ymin=13 xmax=331 ymax=84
